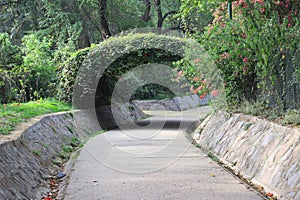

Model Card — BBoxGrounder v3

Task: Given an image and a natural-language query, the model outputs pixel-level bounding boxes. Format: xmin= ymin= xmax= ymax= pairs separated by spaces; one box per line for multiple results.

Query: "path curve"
xmin=63 ymin=107 xmax=263 ymax=200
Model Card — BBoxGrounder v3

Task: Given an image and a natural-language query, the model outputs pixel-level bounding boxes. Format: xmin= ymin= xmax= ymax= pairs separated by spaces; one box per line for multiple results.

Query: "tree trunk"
xmin=155 ymin=1 xmax=177 ymax=29
xmin=142 ymin=0 xmax=151 ymax=22
xmin=155 ymin=0 xmax=163 ymax=28
xmin=79 ymin=17 xmax=91 ymax=48
xmin=98 ymin=0 xmax=111 ymax=39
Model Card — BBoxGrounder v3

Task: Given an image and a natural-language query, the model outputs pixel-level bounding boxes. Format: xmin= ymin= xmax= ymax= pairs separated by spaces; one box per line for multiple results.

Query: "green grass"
xmin=281 ymin=109 xmax=300 ymax=126
xmin=62 ymin=145 xmax=73 ymax=153
xmin=32 ymin=149 xmax=42 ymax=157
xmin=0 ymin=98 xmax=71 ymax=135
xmin=213 ymin=99 xmax=300 ymax=127
xmin=59 ymin=131 xmax=107 ymax=160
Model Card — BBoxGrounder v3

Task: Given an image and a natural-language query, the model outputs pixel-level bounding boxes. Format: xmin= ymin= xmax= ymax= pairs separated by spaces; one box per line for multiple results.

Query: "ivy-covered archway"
xmin=59 ymin=32 xmax=221 ymax=130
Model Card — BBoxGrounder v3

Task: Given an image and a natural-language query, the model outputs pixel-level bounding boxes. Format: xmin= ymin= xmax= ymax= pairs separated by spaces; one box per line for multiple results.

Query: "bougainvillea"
xmin=199 ymin=0 xmax=299 ymax=106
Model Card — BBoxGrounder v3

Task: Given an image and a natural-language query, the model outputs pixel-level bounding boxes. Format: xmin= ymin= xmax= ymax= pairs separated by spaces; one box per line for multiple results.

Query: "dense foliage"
xmin=57 ymin=46 xmax=94 ymax=103
xmin=197 ymin=0 xmax=299 ymax=110
xmin=0 ymin=33 xmax=22 ymax=103
xmin=0 ymin=33 xmax=56 ymax=103
xmin=0 ymin=0 xmax=187 ymax=104
xmin=0 ymin=0 xmax=299 ymax=116
xmin=0 ymin=0 xmax=182 ymax=48
xmin=58 ymin=33 xmax=187 ymax=104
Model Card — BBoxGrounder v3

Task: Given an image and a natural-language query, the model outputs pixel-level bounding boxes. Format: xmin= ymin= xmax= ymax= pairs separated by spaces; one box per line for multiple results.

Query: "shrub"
xmin=57 ymin=46 xmax=93 ymax=103
xmin=58 ymin=32 xmax=222 ymax=105
xmin=0 ymin=33 xmax=23 ymax=103
xmin=130 ymin=83 xmax=176 ymax=100
xmin=57 ymin=33 xmax=185 ymax=104
xmin=0 ymin=33 xmax=57 ymax=103
xmin=282 ymin=109 xmax=300 ymax=126
xmin=199 ymin=0 xmax=299 ymax=108
xmin=17 ymin=34 xmax=56 ymax=101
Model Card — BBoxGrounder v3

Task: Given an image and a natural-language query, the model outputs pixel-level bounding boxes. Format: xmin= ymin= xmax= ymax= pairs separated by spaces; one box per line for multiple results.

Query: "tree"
xmin=0 ymin=0 xmax=42 ymax=43
xmin=0 ymin=33 xmax=22 ymax=103
xmin=178 ymin=0 xmax=220 ymax=34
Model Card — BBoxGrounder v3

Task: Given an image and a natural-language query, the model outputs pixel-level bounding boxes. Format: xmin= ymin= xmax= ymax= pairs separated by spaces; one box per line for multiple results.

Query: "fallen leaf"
xmin=43 ymin=197 xmax=52 ymax=200
xmin=49 ymin=179 xmax=57 ymax=188
xmin=267 ymin=192 xmax=273 ymax=197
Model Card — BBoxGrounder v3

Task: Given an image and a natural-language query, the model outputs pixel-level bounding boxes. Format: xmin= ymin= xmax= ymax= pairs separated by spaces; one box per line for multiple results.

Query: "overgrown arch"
xmin=71 ymin=32 xmax=220 ymax=130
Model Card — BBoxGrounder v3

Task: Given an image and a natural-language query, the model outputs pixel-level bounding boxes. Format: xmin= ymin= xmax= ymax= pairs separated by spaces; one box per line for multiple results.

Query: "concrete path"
xmin=63 ymin=107 xmax=263 ymax=200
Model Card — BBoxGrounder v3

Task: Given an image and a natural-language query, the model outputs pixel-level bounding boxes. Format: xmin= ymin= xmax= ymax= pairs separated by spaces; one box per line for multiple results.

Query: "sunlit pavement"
xmin=63 ymin=107 xmax=263 ymax=200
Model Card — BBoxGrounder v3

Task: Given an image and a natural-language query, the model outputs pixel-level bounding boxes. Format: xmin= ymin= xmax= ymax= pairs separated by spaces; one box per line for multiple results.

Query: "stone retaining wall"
xmin=193 ymin=112 xmax=300 ymax=200
xmin=133 ymin=95 xmax=200 ymax=111
xmin=0 ymin=112 xmax=85 ymax=199
xmin=0 ymin=104 xmax=145 ymax=199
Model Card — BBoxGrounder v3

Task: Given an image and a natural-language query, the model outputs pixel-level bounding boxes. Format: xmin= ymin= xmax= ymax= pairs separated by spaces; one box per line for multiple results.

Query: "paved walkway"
xmin=63 ymin=107 xmax=263 ymax=200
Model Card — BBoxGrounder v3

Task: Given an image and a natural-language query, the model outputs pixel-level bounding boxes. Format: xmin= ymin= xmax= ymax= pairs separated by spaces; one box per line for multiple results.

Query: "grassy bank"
xmin=0 ymin=99 xmax=71 ymax=135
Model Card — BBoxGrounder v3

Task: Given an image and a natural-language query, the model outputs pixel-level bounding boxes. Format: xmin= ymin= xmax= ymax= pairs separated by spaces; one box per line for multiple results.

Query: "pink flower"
xmin=224 ymin=52 xmax=230 ymax=59
xmin=117 ymin=76 xmax=122 ymax=80
xmin=194 ymin=59 xmax=200 ymax=63
xmin=193 ymin=77 xmax=199 ymax=81
xmin=210 ymin=90 xmax=218 ymax=97
xmin=178 ymin=70 xmax=183 ymax=76
xmin=243 ymin=57 xmax=249 ymax=63
xmin=220 ymin=52 xmax=230 ymax=59
xmin=239 ymin=0 xmax=248 ymax=8
xmin=220 ymin=22 xmax=226 ymax=27
xmin=194 ymin=86 xmax=202 ymax=94
xmin=273 ymin=1 xmax=280 ymax=5
xmin=253 ymin=0 xmax=264 ymax=5
xmin=190 ymin=86 xmax=194 ymax=93
xmin=241 ymin=33 xmax=246 ymax=39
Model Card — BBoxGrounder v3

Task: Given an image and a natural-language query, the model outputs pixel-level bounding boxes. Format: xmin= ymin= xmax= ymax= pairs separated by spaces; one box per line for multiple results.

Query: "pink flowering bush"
xmin=171 ymin=58 xmax=219 ymax=100
xmin=199 ymin=0 xmax=299 ymax=105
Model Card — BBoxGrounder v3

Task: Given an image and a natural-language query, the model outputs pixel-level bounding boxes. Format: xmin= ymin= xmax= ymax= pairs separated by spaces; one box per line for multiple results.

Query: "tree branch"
xmin=142 ymin=0 xmax=151 ymax=22
xmin=97 ymin=0 xmax=111 ymax=39
xmin=162 ymin=10 xmax=177 ymax=22
xmin=155 ymin=0 xmax=163 ymax=28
